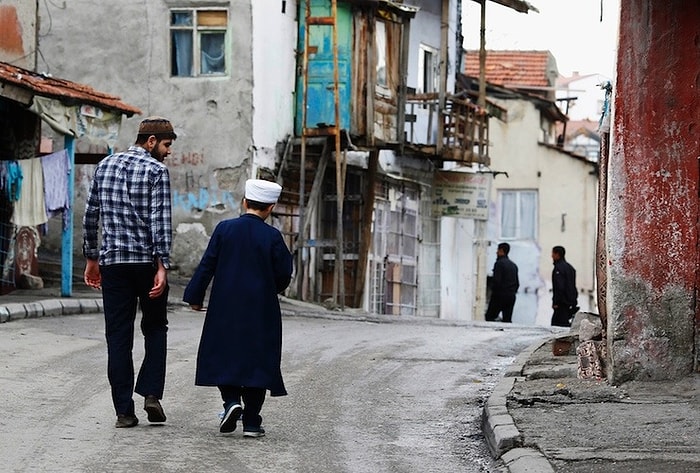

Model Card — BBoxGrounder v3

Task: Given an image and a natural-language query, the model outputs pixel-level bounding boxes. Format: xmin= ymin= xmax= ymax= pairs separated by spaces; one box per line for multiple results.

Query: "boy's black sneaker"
xmin=243 ymin=426 xmax=266 ymax=438
xmin=219 ymin=403 xmax=242 ymax=433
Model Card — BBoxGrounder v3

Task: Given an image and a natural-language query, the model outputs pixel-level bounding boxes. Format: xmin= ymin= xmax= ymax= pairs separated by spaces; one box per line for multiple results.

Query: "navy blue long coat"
xmin=183 ymin=213 xmax=293 ymax=396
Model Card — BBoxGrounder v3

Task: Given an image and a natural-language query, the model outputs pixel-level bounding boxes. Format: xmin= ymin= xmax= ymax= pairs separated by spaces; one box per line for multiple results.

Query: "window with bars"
xmin=170 ymin=9 xmax=228 ymax=77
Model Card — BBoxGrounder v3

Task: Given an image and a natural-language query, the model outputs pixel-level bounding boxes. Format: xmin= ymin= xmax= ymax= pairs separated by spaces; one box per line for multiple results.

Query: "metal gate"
xmin=369 ymin=181 xmax=419 ymax=315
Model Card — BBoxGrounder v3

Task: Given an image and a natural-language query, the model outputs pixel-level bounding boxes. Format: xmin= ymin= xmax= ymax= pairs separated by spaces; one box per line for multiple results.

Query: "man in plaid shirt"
xmin=82 ymin=116 xmax=176 ymax=428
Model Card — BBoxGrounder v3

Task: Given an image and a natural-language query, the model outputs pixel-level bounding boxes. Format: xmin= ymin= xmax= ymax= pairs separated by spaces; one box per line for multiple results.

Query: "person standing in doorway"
xmin=83 ymin=116 xmax=176 ymax=428
xmin=184 ymin=179 xmax=293 ymax=438
xmin=485 ymin=242 xmax=520 ymax=323
xmin=551 ymin=245 xmax=579 ymax=327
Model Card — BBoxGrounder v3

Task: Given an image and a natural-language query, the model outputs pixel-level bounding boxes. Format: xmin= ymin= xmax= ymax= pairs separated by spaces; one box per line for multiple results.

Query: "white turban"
xmin=245 ymin=179 xmax=282 ymax=204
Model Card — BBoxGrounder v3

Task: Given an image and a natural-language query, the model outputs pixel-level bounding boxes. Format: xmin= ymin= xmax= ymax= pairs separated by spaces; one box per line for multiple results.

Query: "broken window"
xmin=170 ymin=9 xmax=228 ymax=77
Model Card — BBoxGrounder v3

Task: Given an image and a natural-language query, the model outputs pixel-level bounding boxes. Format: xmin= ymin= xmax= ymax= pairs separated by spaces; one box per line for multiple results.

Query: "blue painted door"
xmin=295 ymin=0 xmax=352 ymax=135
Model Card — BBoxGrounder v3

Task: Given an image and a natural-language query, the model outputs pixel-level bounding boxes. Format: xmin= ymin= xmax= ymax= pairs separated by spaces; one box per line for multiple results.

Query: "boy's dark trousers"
xmin=219 ymin=386 xmax=266 ymax=428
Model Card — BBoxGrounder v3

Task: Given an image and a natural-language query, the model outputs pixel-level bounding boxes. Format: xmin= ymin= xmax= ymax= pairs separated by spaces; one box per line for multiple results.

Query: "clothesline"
xmin=0 ymin=149 xmax=71 ymax=228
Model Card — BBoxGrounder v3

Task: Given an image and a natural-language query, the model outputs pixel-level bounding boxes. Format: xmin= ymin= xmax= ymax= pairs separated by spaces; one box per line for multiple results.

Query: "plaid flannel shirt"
xmin=82 ymin=145 xmax=172 ymax=267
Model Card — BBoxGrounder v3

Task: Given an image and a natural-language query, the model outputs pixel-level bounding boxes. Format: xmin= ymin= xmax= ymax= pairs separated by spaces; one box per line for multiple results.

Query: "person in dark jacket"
xmin=485 ymin=242 xmax=520 ymax=323
xmin=183 ymin=179 xmax=293 ymax=438
xmin=551 ymin=245 xmax=579 ymax=327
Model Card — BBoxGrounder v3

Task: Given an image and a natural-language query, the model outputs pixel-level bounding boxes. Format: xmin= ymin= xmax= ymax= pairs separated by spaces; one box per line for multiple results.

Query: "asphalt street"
xmin=0 ymin=304 xmax=553 ymax=473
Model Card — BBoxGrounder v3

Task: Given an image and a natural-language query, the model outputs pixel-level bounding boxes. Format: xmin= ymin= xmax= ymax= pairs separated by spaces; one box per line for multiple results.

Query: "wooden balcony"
xmin=404 ymin=93 xmax=490 ymax=166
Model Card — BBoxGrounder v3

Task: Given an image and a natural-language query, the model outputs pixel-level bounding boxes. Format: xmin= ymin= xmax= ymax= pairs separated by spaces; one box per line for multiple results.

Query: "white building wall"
xmin=487 ymin=99 xmax=598 ymax=326
xmin=252 ymin=0 xmax=297 ymax=171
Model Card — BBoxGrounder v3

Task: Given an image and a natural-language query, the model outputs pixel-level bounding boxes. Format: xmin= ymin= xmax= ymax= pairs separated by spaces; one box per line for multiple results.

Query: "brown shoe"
xmin=144 ymin=396 xmax=167 ymax=423
xmin=115 ymin=414 xmax=139 ymax=428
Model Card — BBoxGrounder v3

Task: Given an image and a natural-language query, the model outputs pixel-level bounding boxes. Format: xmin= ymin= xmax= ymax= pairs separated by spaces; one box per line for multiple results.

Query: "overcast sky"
xmin=461 ymin=0 xmax=621 ymax=78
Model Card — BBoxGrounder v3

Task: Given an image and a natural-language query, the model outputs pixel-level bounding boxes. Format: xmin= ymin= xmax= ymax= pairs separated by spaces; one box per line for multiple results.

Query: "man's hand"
xmin=149 ymin=261 xmax=168 ymax=299
xmin=84 ymin=259 xmax=101 ymax=289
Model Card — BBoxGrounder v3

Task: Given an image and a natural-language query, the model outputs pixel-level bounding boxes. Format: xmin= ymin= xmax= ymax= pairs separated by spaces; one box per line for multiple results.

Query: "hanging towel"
xmin=0 ymin=162 xmax=6 ymax=198
xmin=41 ymin=149 xmax=71 ymax=217
xmin=4 ymin=161 xmax=23 ymax=201
xmin=12 ymin=158 xmax=48 ymax=227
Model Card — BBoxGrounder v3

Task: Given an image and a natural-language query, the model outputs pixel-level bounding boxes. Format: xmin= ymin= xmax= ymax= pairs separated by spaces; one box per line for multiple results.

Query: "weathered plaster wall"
xmin=607 ymin=0 xmax=700 ymax=381
xmin=37 ymin=0 xmax=255 ymax=274
xmin=0 ymin=0 xmax=37 ymax=70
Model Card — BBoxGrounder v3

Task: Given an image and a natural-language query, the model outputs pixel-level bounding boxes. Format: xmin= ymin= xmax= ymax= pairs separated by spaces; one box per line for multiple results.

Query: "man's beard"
xmin=150 ymin=147 xmax=165 ymax=162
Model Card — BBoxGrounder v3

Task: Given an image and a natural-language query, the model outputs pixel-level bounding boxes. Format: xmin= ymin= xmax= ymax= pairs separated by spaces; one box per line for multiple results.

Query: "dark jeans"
xmin=101 ymin=264 xmax=169 ymax=416
xmin=219 ymin=386 xmax=266 ymax=428
xmin=485 ymin=293 xmax=516 ymax=323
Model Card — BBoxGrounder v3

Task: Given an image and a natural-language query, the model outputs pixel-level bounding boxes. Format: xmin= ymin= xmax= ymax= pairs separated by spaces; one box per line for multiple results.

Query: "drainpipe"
xmin=436 ymin=0 xmax=449 ymax=153
xmin=478 ymin=0 xmax=486 ymax=108
xmin=474 ymin=0 xmax=488 ymax=320
xmin=33 ymin=0 xmax=39 ymax=71
xmin=61 ymin=135 xmax=75 ymax=296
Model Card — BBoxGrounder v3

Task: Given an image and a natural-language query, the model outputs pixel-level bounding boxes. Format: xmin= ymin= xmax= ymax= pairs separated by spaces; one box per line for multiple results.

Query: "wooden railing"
xmin=441 ymin=97 xmax=490 ymax=164
xmin=404 ymin=93 xmax=490 ymax=165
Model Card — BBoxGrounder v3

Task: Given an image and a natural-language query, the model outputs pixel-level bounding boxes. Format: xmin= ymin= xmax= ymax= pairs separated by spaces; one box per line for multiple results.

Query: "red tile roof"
xmin=0 ymin=61 xmax=141 ymax=116
xmin=464 ymin=50 xmax=557 ymax=89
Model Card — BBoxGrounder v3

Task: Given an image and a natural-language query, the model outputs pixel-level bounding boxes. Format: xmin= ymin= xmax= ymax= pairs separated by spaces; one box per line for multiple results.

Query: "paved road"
xmin=0 ymin=307 xmax=551 ymax=473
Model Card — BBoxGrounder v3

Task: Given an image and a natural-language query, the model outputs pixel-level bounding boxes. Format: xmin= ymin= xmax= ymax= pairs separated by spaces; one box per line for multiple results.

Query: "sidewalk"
xmin=0 ymin=284 xmax=106 ymax=323
xmin=0 ymin=277 xmax=334 ymax=323
xmin=483 ymin=335 xmax=700 ymax=472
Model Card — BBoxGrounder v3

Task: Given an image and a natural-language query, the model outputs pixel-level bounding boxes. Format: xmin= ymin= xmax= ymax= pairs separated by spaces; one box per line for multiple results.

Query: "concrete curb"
xmin=481 ymin=337 xmax=555 ymax=471
xmin=0 ymin=297 xmax=174 ymax=323
xmin=482 ymin=376 xmax=522 ymax=457
xmin=501 ymin=448 xmax=555 ymax=473
xmin=1 ymin=303 xmax=29 ymax=322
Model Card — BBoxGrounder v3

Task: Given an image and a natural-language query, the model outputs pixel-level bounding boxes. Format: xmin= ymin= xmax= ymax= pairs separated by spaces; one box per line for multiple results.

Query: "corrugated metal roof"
xmin=0 ymin=61 xmax=141 ymax=116
xmin=464 ymin=50 xmax=555 ymax=89
xmin=345 ymin=0 xmax=419 ymax=16
xmin=457 ymin=73 xmax=568 ymax=123
xmin=484 ymin=0 xmax=539 ymax=14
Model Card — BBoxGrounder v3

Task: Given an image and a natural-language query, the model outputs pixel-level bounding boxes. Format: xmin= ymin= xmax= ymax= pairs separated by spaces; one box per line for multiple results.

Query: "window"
xmin=375 ymin=20 xmax=389 ymax=93
xmin=170 ymin=9 xmax=227 ymax=77
xmin=418 ymin=44 xmax=438 ymax=94
xmin=499 ymin=190 xmax=537 ymax=240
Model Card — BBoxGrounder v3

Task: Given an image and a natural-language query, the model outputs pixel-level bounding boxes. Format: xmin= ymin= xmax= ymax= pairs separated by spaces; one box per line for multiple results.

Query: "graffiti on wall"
xmin=172 ymin=187 xmax=238 ymax=213
xmin=165 ymin=151 xmax=206 ymax=167
xmin=150 ymin=151 xmax=242 ymax=214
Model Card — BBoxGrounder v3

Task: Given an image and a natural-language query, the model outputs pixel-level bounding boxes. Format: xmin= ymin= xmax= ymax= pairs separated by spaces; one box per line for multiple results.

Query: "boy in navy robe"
xmin=184 ymin=179 xmax=293 ymax=437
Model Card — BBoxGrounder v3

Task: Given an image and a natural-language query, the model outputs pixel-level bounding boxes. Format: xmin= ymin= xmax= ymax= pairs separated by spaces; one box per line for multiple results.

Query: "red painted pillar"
xmin=607 ymin=0 xmax=700 ymax=382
